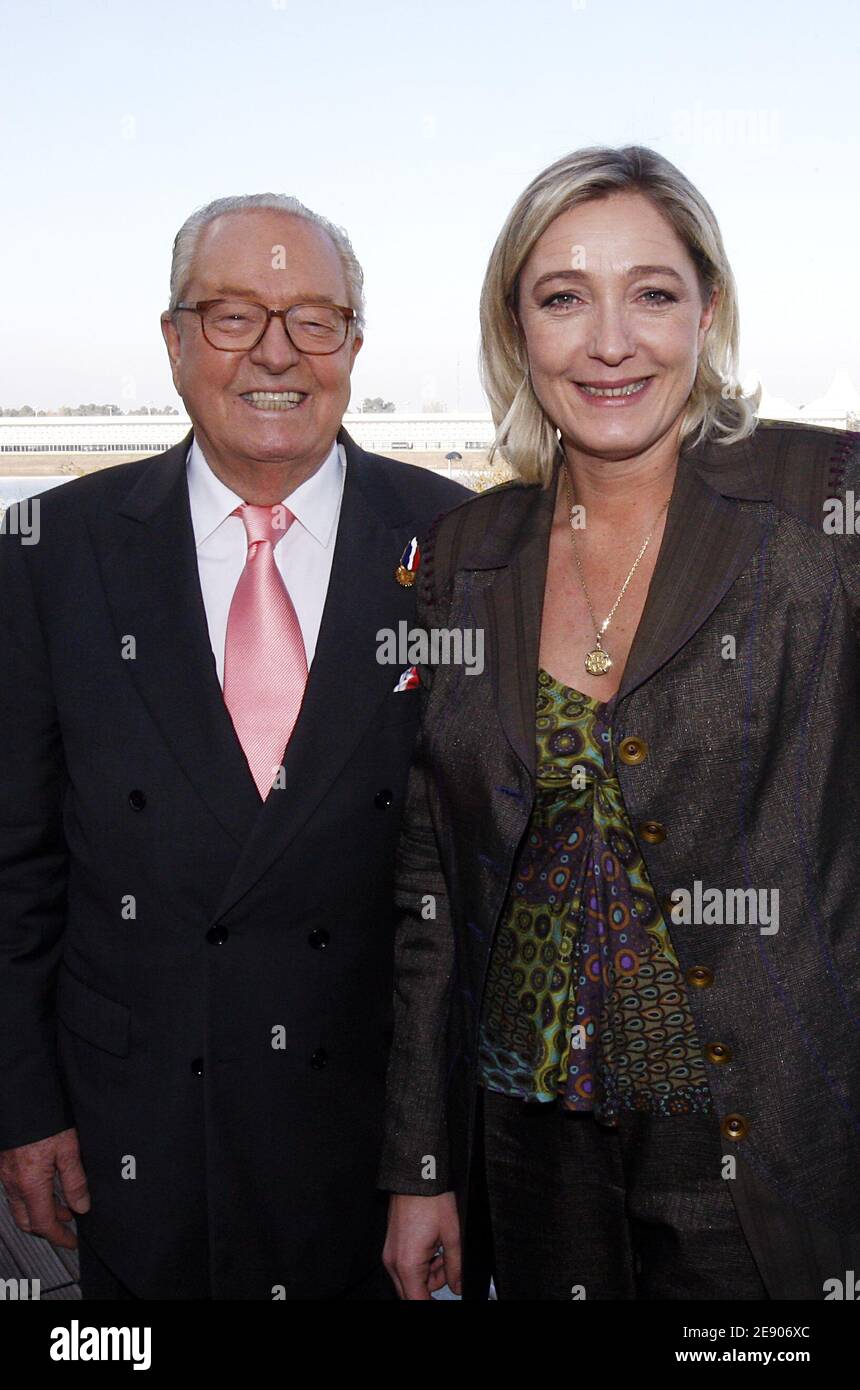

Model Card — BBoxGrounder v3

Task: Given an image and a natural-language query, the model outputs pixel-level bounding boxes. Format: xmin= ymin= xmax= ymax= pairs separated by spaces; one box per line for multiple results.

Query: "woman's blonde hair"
xmin=479 ymin=145 xmax=759 ymax=486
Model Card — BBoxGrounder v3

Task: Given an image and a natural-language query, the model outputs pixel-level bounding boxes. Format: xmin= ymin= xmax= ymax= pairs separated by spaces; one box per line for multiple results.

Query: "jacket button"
xmin=191 ymin=1057 xmax=204 ymax=1076
xmin=374 ymin=788 xmax=393 ymax=809
xmin=662 ymin=894 xmax=678 ymax=921
xmin=721 ymin=1113 xmax=749 ymax=1141
xmin=705 ymin=1041 xmax=732 ymax=1065
xmin=310 ymin=1048 xmax=328 ymax=1069
xmin=638 ymin=819 xmax=666 ymax=844
xmin=686 ymin=965 xmax=714 ymax=989
xmin=308 ymin=928 xmax=330 ymax=949
xmin=206 ymin=925 xmax=229 ymax=945
xmin=618 ymin=736 xmax=648 ymax=765
xmin=128 ymin=789 xmax=147 ymax=811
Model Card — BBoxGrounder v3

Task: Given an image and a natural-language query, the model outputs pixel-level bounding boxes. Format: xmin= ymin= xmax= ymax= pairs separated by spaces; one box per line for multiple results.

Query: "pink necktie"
xmin=223 ymin=503 xmax=308 ymax=799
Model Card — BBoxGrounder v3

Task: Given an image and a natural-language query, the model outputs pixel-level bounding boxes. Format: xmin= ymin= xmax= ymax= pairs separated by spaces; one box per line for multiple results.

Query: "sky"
xmin=1 ymin=0 xmax=858 ymax=413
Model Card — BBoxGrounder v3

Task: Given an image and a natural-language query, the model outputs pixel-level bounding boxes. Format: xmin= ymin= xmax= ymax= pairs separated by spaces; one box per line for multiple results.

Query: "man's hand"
xmin=382 ymin=1191 xmax=462 ymax=1300
xmin=0 ymin=1128 xmax=90 ymax=1249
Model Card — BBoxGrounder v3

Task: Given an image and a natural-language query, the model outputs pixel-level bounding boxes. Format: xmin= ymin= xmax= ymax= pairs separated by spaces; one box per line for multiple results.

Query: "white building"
xmin=0 ymin=412 xmax=496 ymax=456
xmin=0 ymin=415 xmax=189 ymax=455
xmin=2 ymin=381 xmax=857 ymax=504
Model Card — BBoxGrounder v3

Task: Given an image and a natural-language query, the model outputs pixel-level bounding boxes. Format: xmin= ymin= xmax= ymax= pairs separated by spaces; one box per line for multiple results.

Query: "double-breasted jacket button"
xmin=128 ymin=789 xmax=147 ymax=811
xmin=686 ymin=965 xmax=714 ymax=989
xmin=310 ymin=1048 xmax=328 ymax=1069
xmin=638 ymin=819 xmax=666 ymax=844
xmin=374 ymin=789 xmax=393 ymax=809
xmin=721 ymin=1113 xmax=749 ymax=1141
xmin=705 ymin=1041 xmax=732 ymax=1065
xmin=308 ymin=928 xmax=329 ymax=950
xmin=206 ymin=924 xmax=229 ymax=945
xmin=617 ymin=736 xmax=648 ymax=766
xmin=191 ymin=1057 xmax=204 ymax=1076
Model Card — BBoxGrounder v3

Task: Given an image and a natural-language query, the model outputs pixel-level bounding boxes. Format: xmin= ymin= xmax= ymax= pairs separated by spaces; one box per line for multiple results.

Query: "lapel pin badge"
xmin=396 ymin=535 xmax=420 ymax=587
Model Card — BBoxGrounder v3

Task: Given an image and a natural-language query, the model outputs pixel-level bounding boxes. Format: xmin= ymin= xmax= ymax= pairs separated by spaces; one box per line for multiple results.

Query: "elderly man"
xmin=0 ymin=194 xmax=468 ymax=1299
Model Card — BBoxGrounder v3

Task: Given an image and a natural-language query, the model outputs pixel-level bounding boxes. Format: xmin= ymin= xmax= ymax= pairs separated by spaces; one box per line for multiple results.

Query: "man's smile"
xmin=239 ymin=389 xmax=309 ymax=411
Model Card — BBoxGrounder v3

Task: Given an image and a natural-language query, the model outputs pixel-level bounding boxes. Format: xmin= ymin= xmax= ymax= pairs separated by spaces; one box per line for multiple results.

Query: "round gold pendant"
xmin=395 ymin=564 xmax=416 ymax=587
xmin=584 ymin=647 xmax=613 ymax=676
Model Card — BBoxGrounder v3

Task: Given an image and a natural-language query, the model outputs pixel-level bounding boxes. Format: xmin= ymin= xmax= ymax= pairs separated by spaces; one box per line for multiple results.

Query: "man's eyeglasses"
xmin=173 ymin=299 xmax=357 ymax=354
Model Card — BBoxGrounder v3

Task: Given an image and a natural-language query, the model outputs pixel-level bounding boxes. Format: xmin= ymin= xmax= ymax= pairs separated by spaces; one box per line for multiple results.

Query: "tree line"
xmin=0 ymin=405 xmax=181 ymax=417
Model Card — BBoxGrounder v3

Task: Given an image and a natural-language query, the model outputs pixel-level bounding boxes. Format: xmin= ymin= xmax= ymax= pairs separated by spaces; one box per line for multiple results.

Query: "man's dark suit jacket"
xmin=0 ymin=426 xmax=468 ymax=1299
xmin=378 ymin=420 xmax=860 ymax=1299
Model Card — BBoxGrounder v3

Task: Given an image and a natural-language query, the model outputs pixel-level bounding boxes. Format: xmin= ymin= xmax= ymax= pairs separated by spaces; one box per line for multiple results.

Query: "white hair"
xmin=167 ymin=193 xmax=366 ymax=333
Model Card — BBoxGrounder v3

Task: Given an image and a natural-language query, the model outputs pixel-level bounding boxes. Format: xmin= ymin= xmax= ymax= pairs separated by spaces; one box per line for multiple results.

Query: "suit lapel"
xmin=99 ymin=430 xmax=421 ymax=906
xmin=479 ymin=483 xmax=556 ymax=783
xmin=210 ymin=430 xmax=422 ymax=919
xmin=466 ymin=432 xmax=774 ymax=784
xmin=96 ymin=433 xmax=263 ymax=846
xmin=617 ymin=450 xmax=772 ymax=704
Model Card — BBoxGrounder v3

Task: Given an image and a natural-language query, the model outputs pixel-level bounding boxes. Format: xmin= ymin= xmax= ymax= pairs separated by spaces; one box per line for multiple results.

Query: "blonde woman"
xmin=378 ymin=145 xmax=860 ymax=1301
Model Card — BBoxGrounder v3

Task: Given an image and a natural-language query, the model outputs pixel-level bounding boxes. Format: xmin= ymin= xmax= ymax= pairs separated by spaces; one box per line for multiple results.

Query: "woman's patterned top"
xmin=476 ymin=666 xmax=713 ymax=1121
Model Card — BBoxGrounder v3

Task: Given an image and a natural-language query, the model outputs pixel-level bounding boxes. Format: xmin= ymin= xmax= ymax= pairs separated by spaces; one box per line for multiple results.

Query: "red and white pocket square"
xmin=393 ymin=665 xmax=420 ymax=692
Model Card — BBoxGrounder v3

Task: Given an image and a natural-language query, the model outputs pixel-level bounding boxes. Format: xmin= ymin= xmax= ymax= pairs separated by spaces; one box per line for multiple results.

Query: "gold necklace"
xmin=562 ymin=465 xmax=670 ymax=677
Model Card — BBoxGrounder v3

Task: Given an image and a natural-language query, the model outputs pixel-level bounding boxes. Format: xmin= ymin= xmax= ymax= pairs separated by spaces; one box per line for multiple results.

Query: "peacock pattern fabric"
xmin=477 ymin=666 xmax=714 ymax=1120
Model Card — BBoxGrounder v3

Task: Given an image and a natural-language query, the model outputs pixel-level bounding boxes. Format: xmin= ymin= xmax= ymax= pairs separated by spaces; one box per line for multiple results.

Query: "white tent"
xmin=757 ymin=390 xmax=803 ymax=422
xmin=798 ymin=371 xmax=860 ymax=427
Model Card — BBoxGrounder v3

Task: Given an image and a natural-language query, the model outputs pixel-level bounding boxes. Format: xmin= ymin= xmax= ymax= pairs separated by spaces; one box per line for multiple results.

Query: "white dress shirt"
xmin=186 ymin=436 xmax=346 ymax=686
